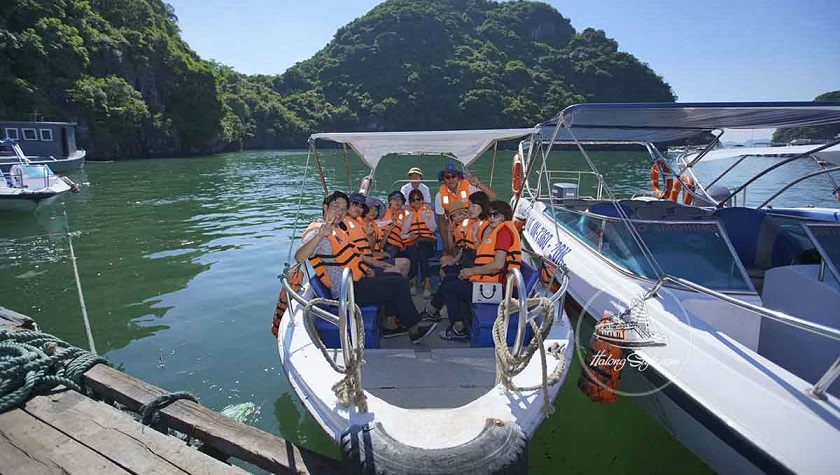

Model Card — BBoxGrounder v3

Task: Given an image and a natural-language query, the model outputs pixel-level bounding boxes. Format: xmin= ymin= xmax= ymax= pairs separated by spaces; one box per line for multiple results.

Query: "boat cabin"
xmin=1 ymin=120 xmax=80 ymax=160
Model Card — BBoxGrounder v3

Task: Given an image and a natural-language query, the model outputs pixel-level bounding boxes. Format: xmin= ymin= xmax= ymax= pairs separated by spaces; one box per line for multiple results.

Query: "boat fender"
xmin=340 ymin=420 xmax=528 ymax=475
xmin=511 ymin=152 xmax=523 ymax=195
xmin=271 ymin=267 xmax=303 ymax=336
xmin=577 ymin=312 xmax=624 ymax=404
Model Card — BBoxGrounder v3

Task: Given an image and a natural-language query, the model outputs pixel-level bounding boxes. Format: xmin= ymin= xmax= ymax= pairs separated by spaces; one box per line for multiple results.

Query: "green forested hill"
xmin=771 ymin=91 xmax=840 ymax=144
xmin=1 ymin=0 xmax=677 ymax=157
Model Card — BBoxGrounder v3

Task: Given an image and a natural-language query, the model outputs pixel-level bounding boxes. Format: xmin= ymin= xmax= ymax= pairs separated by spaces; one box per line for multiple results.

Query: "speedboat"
xmin=513 ymin=102 xmax=840 ymax=474
xmin=0 ymin=138 xmax=75 ymax=212
xmin=274 ymin=129 xmax=574 ymax=473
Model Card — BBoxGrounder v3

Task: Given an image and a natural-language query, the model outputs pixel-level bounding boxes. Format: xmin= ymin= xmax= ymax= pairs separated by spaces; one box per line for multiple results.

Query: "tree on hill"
xmin=772 ymin=91 xmax=840 ymax=144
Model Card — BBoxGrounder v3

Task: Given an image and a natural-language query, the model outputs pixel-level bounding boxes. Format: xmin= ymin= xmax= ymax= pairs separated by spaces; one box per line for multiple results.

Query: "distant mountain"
xmin=0 ymin=0 xmax=676 ymax=157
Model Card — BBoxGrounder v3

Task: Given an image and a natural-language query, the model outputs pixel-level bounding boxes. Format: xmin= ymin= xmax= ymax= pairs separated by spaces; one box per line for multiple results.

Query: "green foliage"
xmin=772 ymin=91 xmax=840 ymax=143
xmin=0 ymin=0 xmax=676 ymax=156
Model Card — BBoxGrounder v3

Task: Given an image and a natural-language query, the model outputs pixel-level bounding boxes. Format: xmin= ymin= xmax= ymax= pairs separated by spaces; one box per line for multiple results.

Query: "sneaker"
xmin=439 ymin=326 xmax=469 ymax=341
xmin=409 ymin=322 xmax=437 ymax=344
xmin=420 ymin=310 xmax=441 ymax=323
xmin=381 ymin=325 xmax=409 ymax=339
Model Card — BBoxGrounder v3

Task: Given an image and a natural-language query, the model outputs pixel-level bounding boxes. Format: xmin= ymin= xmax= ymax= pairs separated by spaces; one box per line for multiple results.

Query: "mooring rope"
xmin=492 ymin=297 xmax=565 ymax=417
xmin=301 ymin=298 xmax=368 ymax=412
xmin=63 ymin=207 xmax=96 ymax=354
xmin=0 ymin=329 xmax=109 ymax=413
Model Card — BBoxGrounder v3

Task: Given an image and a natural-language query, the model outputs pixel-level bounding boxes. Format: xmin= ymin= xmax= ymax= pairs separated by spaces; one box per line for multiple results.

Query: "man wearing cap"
xmin=434 ymin=162 xmax=496 ymax=252
xmin=400 ymin=167 xmax=431 ymax=205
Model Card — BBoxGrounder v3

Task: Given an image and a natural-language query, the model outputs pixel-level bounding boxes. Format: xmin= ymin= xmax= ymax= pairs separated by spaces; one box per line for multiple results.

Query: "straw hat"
xmin=446 ymin=200 xmax=468 ymax=218
xmin=407 ymin=167 xmax=423 ymax=177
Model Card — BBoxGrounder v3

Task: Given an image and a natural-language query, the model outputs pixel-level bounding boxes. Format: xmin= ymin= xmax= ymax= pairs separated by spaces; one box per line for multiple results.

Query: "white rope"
xmin=302 ymin=297 xmax=368 ymax=412
xmin=63 ymin=207 xmax=96 ymax=355
xmin=492 ymin=297 xmax=564 ymax=416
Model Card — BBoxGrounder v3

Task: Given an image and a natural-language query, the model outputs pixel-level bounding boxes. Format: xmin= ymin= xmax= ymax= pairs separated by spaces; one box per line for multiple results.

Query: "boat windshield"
xmin=803 ymin=223 xmax=840 ymax=281
xmin=548 ymin=207 xmax=753 ymax=292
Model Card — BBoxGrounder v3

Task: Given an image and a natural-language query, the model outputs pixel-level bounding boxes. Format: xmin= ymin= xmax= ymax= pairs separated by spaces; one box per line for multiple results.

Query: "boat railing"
xmin=643 ymin=274 xmax=840 ymax=400
xmin=533 ymin=169 xmax=604 ymax=200
xmin=282 ymin=270 xmax=365 ymax=370
xmin=501 ymin=266 xmax=569 ymax=357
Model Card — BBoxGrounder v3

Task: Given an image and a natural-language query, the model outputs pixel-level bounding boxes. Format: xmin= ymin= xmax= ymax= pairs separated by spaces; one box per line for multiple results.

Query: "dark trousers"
xmin=434 ymin=278 xmax=473 ymax=326
xmin=406 ymin=239 xmax=436 ymax=281
xmin=354 ymin=274 xmax=421 ymax=328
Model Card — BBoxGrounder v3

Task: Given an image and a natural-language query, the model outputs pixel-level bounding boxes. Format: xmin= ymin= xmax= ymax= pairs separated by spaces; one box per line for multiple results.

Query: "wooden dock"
xmin=0 ymin=306 xmax=341 ymax=474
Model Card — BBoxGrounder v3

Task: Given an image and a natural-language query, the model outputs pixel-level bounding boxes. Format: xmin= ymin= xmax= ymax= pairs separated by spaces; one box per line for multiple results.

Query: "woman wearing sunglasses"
xmin=422 ymin=200 xmax=521 ymax=341
xmin=401 ymin=188 xmax=438 ymax=297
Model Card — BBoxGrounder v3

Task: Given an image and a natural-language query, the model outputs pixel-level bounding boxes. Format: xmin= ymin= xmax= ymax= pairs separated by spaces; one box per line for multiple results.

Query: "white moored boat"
xmin=274 ymin=129 xmax=574 ymax=473
xmin=0 ymin=138 xmax=76 ymax=212
xmin=515 ymin=102 xmax=840 ymax=475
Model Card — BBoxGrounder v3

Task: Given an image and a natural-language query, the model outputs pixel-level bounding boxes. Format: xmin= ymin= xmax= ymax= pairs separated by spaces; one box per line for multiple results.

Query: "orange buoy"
xmin=271 ymin=267 xmax=303 ymax=336
xmin=577 ymin=312 xmax=625 ymax=403
xmin=511 ymin=152 xmax=523 ymax=195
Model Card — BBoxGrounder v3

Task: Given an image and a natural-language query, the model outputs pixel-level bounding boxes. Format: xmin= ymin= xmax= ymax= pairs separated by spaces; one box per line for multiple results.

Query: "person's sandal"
xmin=420 ymin=309 xmax=441 ymax=323
xmin=409 ymin=322 xmax=437 ymax=344
xmin=381 ymin=325 xmax=409 ymax=339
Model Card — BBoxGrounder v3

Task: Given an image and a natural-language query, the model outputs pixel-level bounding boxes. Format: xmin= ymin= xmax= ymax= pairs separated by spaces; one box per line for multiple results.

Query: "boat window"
xmin=21 ymin=128 xmax=37 ymax=140
xmin=4 ymin=128 xmax=18 ymax=140
xmin=39 ymin=129 xmax=53 ymax=141
xmin=547 ymin=207 xmax=753 ymax=291
xmin=804 ymin=224 xmax=840 ymax=278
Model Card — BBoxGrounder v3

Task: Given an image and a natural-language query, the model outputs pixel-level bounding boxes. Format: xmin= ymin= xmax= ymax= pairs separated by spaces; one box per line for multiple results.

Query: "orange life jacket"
xmin=471 ymin=221 xmax=521 ymax=283
xmin=343 ymin=216 xmax=374 ymax=257
xmin=452 ymin=218 xmax=483 ymax=251
xmin=305 ymin=222 xmax=370 ymax=287
xmin=405 ymin=204 xmax=436 ymax=245
xmin=271 ymin=266 xmax=303 ymax=336
xmin=439 ymin=180 xmax=471 ymax=213
xmin=381 ymin=208 xmax=407 ymax=250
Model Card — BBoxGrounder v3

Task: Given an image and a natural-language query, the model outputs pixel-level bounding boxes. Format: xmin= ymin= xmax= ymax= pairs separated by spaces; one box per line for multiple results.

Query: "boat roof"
xmin=539 ymin=102 xmax=840 ymax=142
xmin=310 ymin=128 xmax=538 ymax=169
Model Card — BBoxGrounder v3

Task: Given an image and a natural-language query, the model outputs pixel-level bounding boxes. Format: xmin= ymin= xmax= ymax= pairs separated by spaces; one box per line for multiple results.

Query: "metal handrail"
xmin=338 ymin=268 xmax=363 ymax=365
xmin=756 ymin=166 xmax=840 ymax=208
xmin=643 ymin=274 xmax=840 ymax=341
xmin=809 ymin=357 xmax=840 ymax=400
xmin=504 ymin=268 xmax=528 ymax=355
xmin=282 ymin=276 xmax=339 ymax=325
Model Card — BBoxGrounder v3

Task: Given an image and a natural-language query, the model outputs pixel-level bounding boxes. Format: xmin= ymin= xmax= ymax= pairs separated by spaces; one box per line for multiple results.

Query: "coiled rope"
xmin=301 ymin=298 xmax=368 ymax=412
xmin=492 ymin=297 xmax=566 ymax=417
xmin=0 ymin=329 xmax=109 ymax=413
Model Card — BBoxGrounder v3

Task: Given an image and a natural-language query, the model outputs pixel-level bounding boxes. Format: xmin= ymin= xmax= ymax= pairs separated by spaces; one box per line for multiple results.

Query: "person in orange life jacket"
xmin=421 ymin=201 xmax=520 ymax=341
xmin=438 ymin=191 xmax=490 ymax=277
xmin=364 ymin=197 xmax=410 ymax=278
xmin=402 ymin=188 xmax=438 ymax=298
xmin=381 ymin=191 xmax=408 ymax=259
xmin=295 ymin=191 xmax=436 ymax=343
xmin=434 ymin=162 xmax=497 ymax=253
xmin=344 ymin=192 xmax=404 ymax=276
xmin=399 ymin=167 xmax=431 ymax=204
xmin=438 ymin=200 xmax=470 ymax=270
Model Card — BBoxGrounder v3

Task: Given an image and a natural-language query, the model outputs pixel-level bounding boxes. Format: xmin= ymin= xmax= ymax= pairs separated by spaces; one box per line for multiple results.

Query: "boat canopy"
xmin=311 ymin=128 xmax=538 ymax=169
xmin=539 ymin=102 xmax=840 ymax=143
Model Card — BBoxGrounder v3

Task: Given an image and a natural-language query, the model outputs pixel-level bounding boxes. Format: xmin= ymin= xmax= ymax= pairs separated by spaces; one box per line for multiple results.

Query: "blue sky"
xmin=166 ymin=0 xmax=839 ymax=141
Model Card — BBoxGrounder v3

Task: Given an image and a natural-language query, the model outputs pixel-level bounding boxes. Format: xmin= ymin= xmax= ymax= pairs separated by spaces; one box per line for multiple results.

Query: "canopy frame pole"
xmin=343 ymin=144 xmax=352 ymax=191
xmin=757 ymin=166 xmax=840 ymax=208
xmin=488 ymin=142 xmax=498 ymax=188
xmin=311 ymin=142 xmax=328 ymax=193
xmin=719 ymin=138 xmax=840 ymax=208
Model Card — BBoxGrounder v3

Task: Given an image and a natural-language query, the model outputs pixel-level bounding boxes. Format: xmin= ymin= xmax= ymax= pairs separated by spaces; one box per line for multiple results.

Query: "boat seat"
xmin=712 ymin=208 xmax=805 ymax=291
xmin=469 ymin=261 xmax=541 ymax=348
xmin=308 ymin=277 xmax=381 ymax=349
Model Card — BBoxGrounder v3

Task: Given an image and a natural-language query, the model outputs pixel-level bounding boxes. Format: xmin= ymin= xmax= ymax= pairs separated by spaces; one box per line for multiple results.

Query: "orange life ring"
xmin=678 ymin=175 xmax=696 ymax=205
xmin=511 ymin=153 xmax=523 ymax=195
xmin=650 ymin=162 xmax=677 ymax=201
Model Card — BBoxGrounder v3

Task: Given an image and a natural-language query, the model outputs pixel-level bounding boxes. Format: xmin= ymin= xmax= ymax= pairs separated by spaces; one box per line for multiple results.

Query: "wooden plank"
xmin=83 ymin=364 xmax=342 ymax=475
xmin=0 ymin=408 xmax=130 ymax=475
xmin=0 ymin=306 xmax=37 ymax=332
xmin=23 ymin=389 xmax=249 ymax=475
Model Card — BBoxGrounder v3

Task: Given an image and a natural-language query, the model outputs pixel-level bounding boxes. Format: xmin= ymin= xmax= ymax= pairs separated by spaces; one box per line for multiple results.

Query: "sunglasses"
xmin=350 ymin=202 xmax=365 ymax=207
xmin=488 ymin=211 xmax=503 ymax=218
xmin=443 ymin=174 xmax=458 ymax=180
xmin=410 ymin=197 xmax=423 ymax=202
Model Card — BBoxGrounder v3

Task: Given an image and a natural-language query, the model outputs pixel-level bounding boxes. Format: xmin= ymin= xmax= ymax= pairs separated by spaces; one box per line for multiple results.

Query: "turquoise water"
xmin=3 ymin=148 xmax=834 ymax=472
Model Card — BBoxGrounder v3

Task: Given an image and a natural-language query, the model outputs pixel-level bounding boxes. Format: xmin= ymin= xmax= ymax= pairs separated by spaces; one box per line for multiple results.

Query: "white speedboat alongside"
xmin=0 ymin=138 xmax=74 ymax=212
xmin=274 ymin=129 xmax=574 ymax=473
xmin=514 ymin=102 xmax=840 ymax=475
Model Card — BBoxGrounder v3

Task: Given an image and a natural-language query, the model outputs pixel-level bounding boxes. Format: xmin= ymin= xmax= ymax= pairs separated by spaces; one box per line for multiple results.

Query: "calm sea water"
xmin=2 ymin=148 xmax=835 ymax=473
